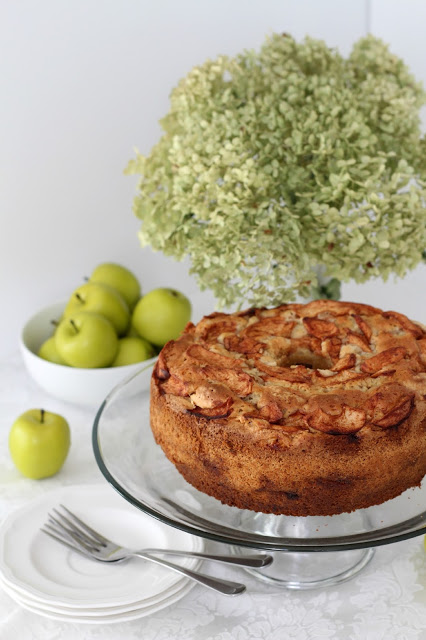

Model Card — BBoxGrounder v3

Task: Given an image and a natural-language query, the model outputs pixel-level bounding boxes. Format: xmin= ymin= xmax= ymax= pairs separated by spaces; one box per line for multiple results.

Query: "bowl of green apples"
xmin=20 ymin=263 xmax=192 ymax=406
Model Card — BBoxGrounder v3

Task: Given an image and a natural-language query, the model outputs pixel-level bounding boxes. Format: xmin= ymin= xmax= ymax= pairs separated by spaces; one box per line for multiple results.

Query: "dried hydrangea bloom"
xmin=126 ymin=34 xmax=426 ymax=309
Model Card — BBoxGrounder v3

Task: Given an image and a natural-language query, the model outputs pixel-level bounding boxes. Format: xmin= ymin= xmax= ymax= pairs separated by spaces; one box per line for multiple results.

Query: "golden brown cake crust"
xmin=150 ymin=300 xmax=426 ymax=516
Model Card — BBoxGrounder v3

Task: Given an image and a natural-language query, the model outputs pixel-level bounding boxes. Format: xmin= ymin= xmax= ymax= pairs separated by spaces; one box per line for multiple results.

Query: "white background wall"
xmin=1 ymin=0 xmax=425 ymax=357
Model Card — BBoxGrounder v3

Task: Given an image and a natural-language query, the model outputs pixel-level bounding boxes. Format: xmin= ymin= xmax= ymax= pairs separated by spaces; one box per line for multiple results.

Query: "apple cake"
xmin=150 ymin=300 xmax=426 ymax=516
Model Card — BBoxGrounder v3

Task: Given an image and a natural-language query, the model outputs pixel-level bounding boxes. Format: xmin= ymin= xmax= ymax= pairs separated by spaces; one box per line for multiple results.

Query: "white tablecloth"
xmin=2 ymin=352 xmax=426 ymax=640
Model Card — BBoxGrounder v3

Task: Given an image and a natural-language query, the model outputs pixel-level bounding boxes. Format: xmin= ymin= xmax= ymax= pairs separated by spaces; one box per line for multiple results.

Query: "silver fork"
xmin=41 ymin=506 xmax=272 ymax=596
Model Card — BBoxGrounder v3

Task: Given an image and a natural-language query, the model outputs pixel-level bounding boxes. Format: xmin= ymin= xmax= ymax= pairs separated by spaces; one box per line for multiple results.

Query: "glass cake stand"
xmin=92 ymin=365 xmax=426 ymax=590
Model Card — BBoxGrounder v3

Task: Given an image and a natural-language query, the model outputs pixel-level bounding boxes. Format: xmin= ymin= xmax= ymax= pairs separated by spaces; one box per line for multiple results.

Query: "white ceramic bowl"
xmin=20 ymin=302 xmax=156 ymax=407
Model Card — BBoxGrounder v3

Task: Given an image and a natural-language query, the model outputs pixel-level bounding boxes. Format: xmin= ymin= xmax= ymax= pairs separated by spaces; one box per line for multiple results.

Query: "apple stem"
xmin=40 ymin=409 xmax=45 ymax=423
xmin=70 ymin=319 xmax=78 ymax=334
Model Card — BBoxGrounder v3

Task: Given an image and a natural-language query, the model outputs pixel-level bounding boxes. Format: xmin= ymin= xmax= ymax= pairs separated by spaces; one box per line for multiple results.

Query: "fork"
xmin=41 ymin=506 xmax=272 ymax=596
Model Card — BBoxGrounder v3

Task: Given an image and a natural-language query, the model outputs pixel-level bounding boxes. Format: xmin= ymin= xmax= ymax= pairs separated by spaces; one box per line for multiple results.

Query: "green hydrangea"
xmin=126 ymin=33 xmax=426 ymax=308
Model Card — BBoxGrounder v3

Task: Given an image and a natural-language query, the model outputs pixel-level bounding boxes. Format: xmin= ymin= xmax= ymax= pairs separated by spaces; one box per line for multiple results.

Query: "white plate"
xmin=0 ymin=484 xmax=203 ymax=609
xmin=0 ymin=577 xmax=195 ymax=624
xmin=0 ymin=571 xmax=189 ymax=614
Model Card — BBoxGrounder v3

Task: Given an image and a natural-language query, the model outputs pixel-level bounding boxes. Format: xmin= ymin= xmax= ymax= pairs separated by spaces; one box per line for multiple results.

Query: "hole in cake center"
xmin=278 ymin=349 xmax=333 ymax=370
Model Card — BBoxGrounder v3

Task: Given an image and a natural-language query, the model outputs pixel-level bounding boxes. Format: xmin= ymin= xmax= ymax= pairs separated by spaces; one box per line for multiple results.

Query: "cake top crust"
xmin=153 ymin=300 xmax=426 ymax=440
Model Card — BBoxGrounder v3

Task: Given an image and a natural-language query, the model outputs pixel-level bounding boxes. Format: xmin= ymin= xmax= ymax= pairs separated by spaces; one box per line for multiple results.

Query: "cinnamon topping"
xmin=155 ymin=300 xmax=426 ymax=434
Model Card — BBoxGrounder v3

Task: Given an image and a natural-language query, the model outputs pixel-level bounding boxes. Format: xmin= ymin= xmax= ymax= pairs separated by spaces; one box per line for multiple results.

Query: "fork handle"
xmin=143 ymin=549 xmax=273 ymax=568
xmin=133 ymin=552 xmax=246 ymax=596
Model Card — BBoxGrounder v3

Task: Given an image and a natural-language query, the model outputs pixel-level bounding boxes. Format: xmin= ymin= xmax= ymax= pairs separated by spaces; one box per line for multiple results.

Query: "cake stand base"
xmin=232 ymin=546 xmax=375 ymax=590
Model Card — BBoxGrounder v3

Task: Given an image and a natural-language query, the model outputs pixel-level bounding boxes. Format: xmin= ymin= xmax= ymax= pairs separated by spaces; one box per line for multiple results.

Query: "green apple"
xmin=111 ymin=336 xmax=156 ymax=367
xmin=90 ymin=263 xmax=141 ymax=310
xmin=9 ymin=409 xmax=70 ymax=479
xmin=55 ymin=312 xmax=118 ymax=368
xmin=131 ymin=288 xmax=191 ymax=347
xmin=38 ymin=336 xmax=68 ymax=365
xmin=64 ymin=282 xmax=129 ymax=336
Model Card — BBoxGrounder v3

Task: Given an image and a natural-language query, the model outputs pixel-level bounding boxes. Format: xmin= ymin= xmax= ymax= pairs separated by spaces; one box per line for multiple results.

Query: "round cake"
xmin=150 ymin=300 xmax=426 ymax=516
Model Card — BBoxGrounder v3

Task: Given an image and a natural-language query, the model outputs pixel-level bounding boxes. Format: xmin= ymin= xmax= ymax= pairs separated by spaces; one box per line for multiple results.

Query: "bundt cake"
xmin=150 ymin=300 xmax=426 ymax=516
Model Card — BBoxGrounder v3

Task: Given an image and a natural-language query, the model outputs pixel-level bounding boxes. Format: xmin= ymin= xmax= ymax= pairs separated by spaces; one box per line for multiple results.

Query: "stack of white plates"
xmin=0 ymin=484 xmax=203 ymax=623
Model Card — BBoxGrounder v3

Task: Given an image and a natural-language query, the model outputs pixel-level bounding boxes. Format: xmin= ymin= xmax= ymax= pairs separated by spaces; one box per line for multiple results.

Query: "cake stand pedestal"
xmin=231 ymin=546 xmax=374 ymax=589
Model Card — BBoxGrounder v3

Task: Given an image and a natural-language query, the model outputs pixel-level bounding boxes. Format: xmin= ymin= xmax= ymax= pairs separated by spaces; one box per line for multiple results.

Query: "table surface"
xmin=2 ymin=325 xmax=426 ymax=639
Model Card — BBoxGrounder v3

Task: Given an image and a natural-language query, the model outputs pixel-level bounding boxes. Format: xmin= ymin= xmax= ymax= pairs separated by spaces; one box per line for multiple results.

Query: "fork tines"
xmin=42 ymin=506 xmax=108 ymax=555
